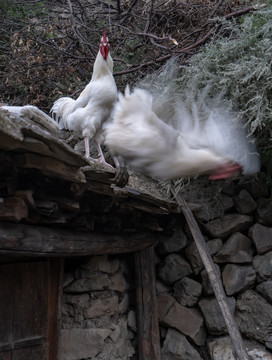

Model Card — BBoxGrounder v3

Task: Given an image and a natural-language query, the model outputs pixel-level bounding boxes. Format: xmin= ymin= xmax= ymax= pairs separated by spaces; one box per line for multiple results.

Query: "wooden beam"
xmin=171 ymin=185 xmax=250 ymax=360
xmin=135 ymin=246 xmax=161 ymax=360
xmin=48 ymin=258 xmax=64 ymax=360
xmin=0 ymin=222 xmax=157 ymax=257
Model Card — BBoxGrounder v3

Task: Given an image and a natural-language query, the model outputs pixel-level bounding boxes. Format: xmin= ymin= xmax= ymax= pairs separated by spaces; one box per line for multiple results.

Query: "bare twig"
xmin=114 ymin=4 xmax=261 ymax=77
xmin=225 ymin=5 xmax=261 ymax=19
xmin=114 ymin=27 xmax=215 ymax=76
xmin=210 ymin=0 xmax=225 ymax=17
xmin=119 ymin=0 xmax=140 ymax=24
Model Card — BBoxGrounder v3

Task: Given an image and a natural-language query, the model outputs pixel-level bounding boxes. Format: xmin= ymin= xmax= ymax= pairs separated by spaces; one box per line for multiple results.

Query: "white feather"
xmin=105 ymin=87 xmax=260 ymax=180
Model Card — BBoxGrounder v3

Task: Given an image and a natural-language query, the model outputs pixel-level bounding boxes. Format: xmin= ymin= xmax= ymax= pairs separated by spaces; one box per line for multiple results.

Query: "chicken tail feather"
xmin=50 ymin=97 xmax=75 ymax=130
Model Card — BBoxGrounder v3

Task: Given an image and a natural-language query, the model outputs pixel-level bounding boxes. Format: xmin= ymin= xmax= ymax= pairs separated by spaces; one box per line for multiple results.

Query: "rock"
xmin=204 ymin=214 xmax=253 ymax=238
xmin=249 ymin=173 xmax=270 ymax=199
xmin=199 ymin=297 xmax=236 ymax=335
xmin=157 ymin=293 xmax=206 ymax=346
xmin=222 ymin=264 xmax=256 ymax=296
xmin=84 ymin=295 xmax=119 ymax=319
xmin=61 ymin=328 xmax=111 ymax=360
xmin=236 ymin=290 xmax=272 ymax=348
xmin=158 ymin=254 xmax=193 ymax=285
xmin=128 ymin=310 xmax=137 ymax=332
xmin=109 ymin=324 xmax=121 ymax=343
xmin=249 ymin=223 xmax=272 ymax=254
xmin=156 ymin=280 xmax=171 ymax=294
xmin=99 ymin=338 xmax=135 ymax=359
xmin=64 ymin=274 xmax=110 ymax=293
xmin=95 ymin=319 xmax=135 ymax=358
xmin=194 ymin=195 xmax=234 ymax=223
xmin=118 ymin=293 xmax=129 ymax=314
xmin=256 ymin=280 xmax=272 ymax=303
xmin=208 ymin=336 xmax=272 ymax=360
xmin=234 ymin=189 xmax=257 ymax=214
xmin=214 ymin=232 xmax=253 ymax=263
xmin=247 ymin=345 xmax=272 ymax=360
xmin=64 ymin=294 xmax=90 ymax=311
xmin=201 ymin=263 xmax=221 ymax=296
xmin=81 ymin=255 xmax=120 ymax=274
xmin=185 ymin=241 xmax=203 ymax=275
xmin=156 ymin=226 xmax=188 ymax=255
xmin=62 ymin=303 xmax=74 ymax=318
xmin=207 ymin=238 xmax=223 ymax=255
xmin=157 ymin=293 xmax=175 ymax=320
xmin=256 ymin=198 xmax=272 ymax=226
xmin=160 ymin=326 xmax=168 ymax=341
xmin=253 ymin=251 xmax=272 ymax=280
xmin=161 ymin=328 xmax=203 ymax=360
xmin=109 ymin=271 xmax=128 ymax=292
xmin=208 ymin=336 xmax=236 ymax=360
xmin=63 ymin=273 xmax=74 ymax=288
xmin=173 ymin=277 xmax=202 ymax=307
xmin=221 ymin=180 xmax=236 ymax=196
xmin=109 ymin=319 xmax=130 ymax=344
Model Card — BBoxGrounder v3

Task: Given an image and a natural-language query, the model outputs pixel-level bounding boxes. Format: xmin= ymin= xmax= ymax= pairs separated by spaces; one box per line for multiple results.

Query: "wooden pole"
xmin=171 ymin=185 xmax=250 ymax=360
xmin=135 ymin=246 xmax=161 ymax=360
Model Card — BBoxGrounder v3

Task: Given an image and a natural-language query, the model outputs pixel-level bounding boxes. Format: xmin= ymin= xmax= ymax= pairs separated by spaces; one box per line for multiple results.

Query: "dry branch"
xmin=0 ymin=0 xmax=263 ymax=108
xmin=114 ymin=4 xmax=261 ymax=77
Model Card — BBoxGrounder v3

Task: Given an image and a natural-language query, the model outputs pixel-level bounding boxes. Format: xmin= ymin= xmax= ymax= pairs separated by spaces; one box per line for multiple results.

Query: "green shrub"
xmin=177 ymin=6 xmax=272 ymax=172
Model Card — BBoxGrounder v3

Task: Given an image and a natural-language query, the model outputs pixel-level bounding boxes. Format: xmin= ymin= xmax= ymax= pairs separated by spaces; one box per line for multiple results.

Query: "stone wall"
xmin=61 ymin=255 xmax=136 ymax=360
xmin=61 ymin=173 xmax=272 ymax=360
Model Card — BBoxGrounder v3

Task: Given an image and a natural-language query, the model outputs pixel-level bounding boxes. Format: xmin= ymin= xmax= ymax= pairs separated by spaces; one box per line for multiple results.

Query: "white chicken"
xmin=51 ymin=30 xmax=117 ymax=164
xmin=105 ymin=86 xmax=260 ymax=180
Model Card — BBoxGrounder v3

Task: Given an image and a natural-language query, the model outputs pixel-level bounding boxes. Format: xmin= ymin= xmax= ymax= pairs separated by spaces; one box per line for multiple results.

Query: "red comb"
xmin=100 ymin=30 xmax=110 ymax=59
xmin=103 ymin=30 xmax=107 ymax=41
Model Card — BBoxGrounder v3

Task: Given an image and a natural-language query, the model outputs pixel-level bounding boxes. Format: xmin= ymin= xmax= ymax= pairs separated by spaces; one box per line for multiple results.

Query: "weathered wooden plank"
xmin=46 ymin=195 xmax=80 ymax=212
xmin=83 ymin=166 xmax=180 ymax=214
xmin=48 ymin=258 xmax=63 ymax=360
xmin=135 ymin=246 xmax=161 ymax=360
xmin=13 ymin=153 xmax=86 ymax=183
xmin=0 ymin=259 xmax=62 ymax=360
xmin=22 ymin=127 xmax=89 ymax=167
xmin=120 ymin=200 xmax=169 ymax=215
xmin=0 ymin=197 xmax=28 ymax=222
xmin=0 ymin=110 xmax=24 ymax=141
xmin=113 ymin=185 xmax=179 ymax=214
xmin=0 ymin=106 xmax=89 ymax=168
xmin=14 ymin=190 xmax=35 ymax=209
xmin=0 ymin=222 xmax=157 ymax=256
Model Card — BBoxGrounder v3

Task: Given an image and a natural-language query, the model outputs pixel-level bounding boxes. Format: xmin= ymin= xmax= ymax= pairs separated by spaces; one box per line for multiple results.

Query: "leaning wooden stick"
xmin=171 ymin=184 xmax=250 ymax=360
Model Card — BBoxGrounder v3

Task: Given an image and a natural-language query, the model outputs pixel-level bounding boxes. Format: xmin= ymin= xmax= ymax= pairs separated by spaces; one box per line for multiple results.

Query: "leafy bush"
xmin=177 ymin=5 xmax=272 ymax=172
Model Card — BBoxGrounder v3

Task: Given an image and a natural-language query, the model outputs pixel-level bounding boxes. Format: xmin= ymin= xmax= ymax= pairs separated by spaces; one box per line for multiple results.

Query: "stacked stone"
xmin=60 ymin=173 xmax=272 ymax=360
xmin=61 ymin=255 xmax=136 ymax=360
xmin=156 ymin=173 xmax=272 ymax=360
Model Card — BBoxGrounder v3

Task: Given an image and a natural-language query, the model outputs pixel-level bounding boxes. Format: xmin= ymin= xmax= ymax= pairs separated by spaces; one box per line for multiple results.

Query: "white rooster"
xmin=51 ymin=30 xmax=117 ymax=164
xmin=105 ymin=86 xmax=260 ymax=181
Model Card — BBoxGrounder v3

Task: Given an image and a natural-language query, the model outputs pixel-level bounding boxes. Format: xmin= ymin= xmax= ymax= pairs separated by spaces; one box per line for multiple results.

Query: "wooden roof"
xmin=0 ymin=106 xmax=179 ymax=212
xmin=0 ymin=106 xmax=179 ymax=257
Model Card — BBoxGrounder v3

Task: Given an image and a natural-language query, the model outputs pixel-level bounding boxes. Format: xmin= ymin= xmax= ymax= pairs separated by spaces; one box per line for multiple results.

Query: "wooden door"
xmin=0 ymin=259 xmax=62 ymax=360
